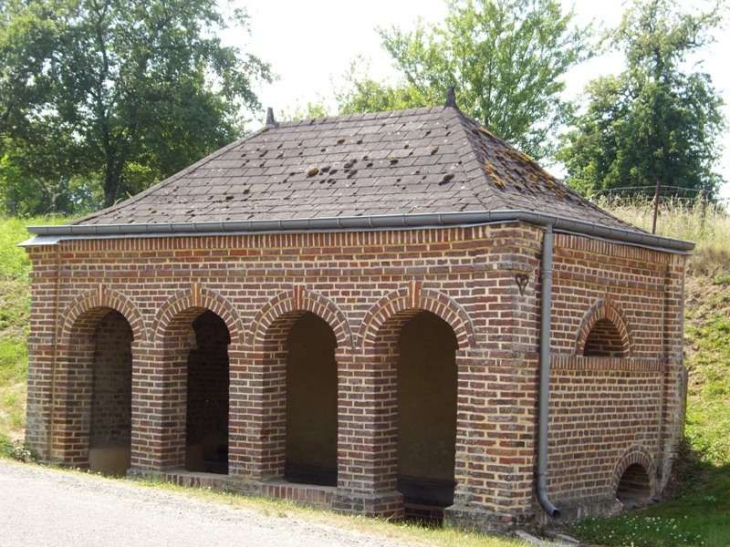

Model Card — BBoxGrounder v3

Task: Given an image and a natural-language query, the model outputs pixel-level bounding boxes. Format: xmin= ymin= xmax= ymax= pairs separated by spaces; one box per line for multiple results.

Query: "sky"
xmin=224 ymin=0 xmax=730 ymax=202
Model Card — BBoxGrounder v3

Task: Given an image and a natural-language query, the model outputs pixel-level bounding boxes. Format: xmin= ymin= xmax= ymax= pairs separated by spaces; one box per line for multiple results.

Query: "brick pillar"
xmin=130 ymin=338 xmax=187 ymax=471
xmin=53 ymin=340 xmax=95 ymax=467
xmin=445 ymin=349 xmax=534 ymax=530
xmin=658 ymin=254 xmax=688 ymax=492
xmin=333 ymin=347 xmax=403 ymax=518
xmin=24 ymin=247 xmax=59 ymax=462
xmin=229 ymin=345 xmax=286 ymax=479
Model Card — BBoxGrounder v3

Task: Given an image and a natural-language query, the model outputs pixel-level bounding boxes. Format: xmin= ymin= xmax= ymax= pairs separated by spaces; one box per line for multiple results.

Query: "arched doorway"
xmin=63 ymin=308 xmax=134 ymax=475
xmin=396 ymin=311 xmax=458 ymax=521
xmin=184 ymin=310 xmax=230 ymax=474
xmin=284 ymin=313 xmax=338 ymax=486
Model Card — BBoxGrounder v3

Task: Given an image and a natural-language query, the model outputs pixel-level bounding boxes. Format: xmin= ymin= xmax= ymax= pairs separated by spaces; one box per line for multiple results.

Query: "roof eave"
xmin=22 ymin=211 xmax=695 ymax=253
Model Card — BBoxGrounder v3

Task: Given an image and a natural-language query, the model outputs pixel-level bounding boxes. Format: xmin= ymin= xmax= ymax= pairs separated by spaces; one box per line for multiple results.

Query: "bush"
xmin=0 ymin=434 xmax=36 ymax=462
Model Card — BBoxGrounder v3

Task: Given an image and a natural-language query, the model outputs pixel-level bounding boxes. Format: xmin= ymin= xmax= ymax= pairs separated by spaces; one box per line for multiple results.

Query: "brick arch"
xmin=248 ymin=287 xmax=353 ymax=350
xmin=359 ymin=287 xmax=475 ymax=350
xmin=611 ymin=446 xmax=657 ymax=498
xmin=153 ymin=287 xmax=243 ymax=344
xmin=55 ymin=290 xmax=141 ymax=467
xmin=60 ymin=288 xmax=147 ymax=346
xmin=575 ymin=298 xmax=632 ymax=356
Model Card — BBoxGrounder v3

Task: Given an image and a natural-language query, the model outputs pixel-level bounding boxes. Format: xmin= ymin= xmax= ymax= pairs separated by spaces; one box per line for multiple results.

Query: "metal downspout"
xmin=537 ymin=224 xmax=560 ymax=518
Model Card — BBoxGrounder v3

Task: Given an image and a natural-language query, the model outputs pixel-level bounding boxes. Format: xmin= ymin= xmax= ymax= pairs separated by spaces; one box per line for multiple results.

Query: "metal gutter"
xmin=23 ymin=210 xmax=694 ymax=252
xmin=537 ymin=224 xmax=560 ymax=518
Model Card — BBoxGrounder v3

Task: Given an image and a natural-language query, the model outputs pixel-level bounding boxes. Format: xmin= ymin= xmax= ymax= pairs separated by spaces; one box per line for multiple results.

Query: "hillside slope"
xmin=0 ymin=218 xmax=33 ymax=446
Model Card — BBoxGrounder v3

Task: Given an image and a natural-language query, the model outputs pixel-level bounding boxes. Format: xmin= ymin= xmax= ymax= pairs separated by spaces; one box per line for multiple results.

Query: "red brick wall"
xmin=545 ymin=234 xmax=686 ymax=509
xmin=24 ymin=222 xmax=687 ymax=526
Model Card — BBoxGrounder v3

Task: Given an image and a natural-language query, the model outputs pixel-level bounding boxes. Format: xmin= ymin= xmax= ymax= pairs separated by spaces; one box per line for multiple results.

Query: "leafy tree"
xmin=337 ymin=0 xmax=590 ymax=159
xmin=279 ymin=101 xmax=330 ymax=123
xmin=336 ymin=60 xmax=430 ymax=115
xmin=559 ymin=0 xmax=725 ymax=199
xmin=0 ymin=0 xmax=270 ymax=213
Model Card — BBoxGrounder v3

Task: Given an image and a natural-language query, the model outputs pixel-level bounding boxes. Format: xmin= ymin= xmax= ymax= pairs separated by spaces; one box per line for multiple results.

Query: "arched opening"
xmin=284 ymin=313 xmax=338 ymax=486
xmin=184 ymin=310 xmax=230 ymax=474
xmin=584 ymin=318 xmax=627 ymax=357
xmin=396 ymin=311 xmax=458 ymax=522
xmin=89 ymin=310 xmax=133 ymax=475
xmin=62 ymin=307 xmax=134 ymax=474
xmin=616 ymin=463 xmax=652 ymax=508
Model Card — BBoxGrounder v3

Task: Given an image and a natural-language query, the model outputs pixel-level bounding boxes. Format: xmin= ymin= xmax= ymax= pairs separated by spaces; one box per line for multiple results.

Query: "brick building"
xmin=22 ymin=102 xmax=692 ymax=530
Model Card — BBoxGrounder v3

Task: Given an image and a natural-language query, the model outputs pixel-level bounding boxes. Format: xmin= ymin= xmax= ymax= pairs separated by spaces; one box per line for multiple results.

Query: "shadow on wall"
xmin=285 ymin=313 xmax=338 ymax=486
xmin=397 ymin=311 xmax=458 ymax=521
xmin=89 ymin=310 xmax=133 ymax=476
xmin=185 ymin=311 xmax=230 ymax=475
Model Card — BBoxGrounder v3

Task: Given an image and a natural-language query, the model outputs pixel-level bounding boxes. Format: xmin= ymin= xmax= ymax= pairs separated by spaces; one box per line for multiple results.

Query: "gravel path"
xmin=0 ymin=460 xmax=414 ymax=547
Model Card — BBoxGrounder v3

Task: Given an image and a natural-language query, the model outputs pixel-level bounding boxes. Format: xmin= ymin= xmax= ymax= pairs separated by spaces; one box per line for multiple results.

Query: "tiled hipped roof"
xmin=75 ymin=105 xmax=639 ymax=234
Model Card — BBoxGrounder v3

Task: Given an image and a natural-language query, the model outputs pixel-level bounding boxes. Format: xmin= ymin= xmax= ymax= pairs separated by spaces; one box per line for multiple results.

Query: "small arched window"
xmin=583 ymin=318 xmax=628 ymax=357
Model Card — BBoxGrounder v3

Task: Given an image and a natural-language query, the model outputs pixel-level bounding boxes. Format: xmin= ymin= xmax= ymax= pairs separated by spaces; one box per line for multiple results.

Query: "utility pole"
xmin=652 ymin=178 xmax=661 ymax=234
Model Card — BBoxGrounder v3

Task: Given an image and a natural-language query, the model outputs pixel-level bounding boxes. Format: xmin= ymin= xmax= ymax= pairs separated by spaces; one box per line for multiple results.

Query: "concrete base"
xmin=89 ymin=446 xmax=131 ymax=476
xmin=332 ymin=489 xmax=404 ymax=519
xmin=535 ymin=497 xmax=622 ymax=525
xmin=444 ymin=503 xmax=526 ymax=533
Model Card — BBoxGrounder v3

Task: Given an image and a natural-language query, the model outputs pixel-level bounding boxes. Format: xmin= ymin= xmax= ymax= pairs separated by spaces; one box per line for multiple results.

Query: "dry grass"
xmin=597 ymin=196 xmax=730 ymax=276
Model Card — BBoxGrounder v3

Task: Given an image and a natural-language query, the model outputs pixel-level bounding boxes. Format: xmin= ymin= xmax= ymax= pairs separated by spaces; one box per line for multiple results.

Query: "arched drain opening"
xmin=616 ymin=463 xmax=651 ymax=509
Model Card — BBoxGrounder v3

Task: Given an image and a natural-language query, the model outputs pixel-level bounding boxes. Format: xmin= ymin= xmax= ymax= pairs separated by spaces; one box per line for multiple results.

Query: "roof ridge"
xmin=71 ymin=125 xmax=273 ymax=225
xmin=444 ymin=107 xmax=511 ymax=211
xmin=447 ymin=108 xmax=646 ymax=234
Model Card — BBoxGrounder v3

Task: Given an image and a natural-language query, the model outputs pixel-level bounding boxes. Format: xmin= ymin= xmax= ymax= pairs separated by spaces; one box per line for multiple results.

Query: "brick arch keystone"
xmin=575 ymin=298 xmax=632 ymax=356
xmin=60 ymin=288 xmax=148 ymax=345
xmin=611 ymin=446 xmax=657 ymax=496
xmin=152 ymin=286 xmax=244 ymax=344
xmin=358 ymin=286 xmax=476 ymax=350
xmin=248 ymin=287 xmax=353 ymax=350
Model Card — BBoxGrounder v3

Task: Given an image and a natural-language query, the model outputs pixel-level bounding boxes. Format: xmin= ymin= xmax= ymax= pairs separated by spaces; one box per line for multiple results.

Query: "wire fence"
xmin=588 ymin=185 xmax=729 ymax=205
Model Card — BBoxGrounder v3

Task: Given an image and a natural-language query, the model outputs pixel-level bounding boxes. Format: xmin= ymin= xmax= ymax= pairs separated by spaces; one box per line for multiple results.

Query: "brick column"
xmin=130 ymin=339 xmax=186 ymax=471
xmin=228 ymin=346 xmax=286 ymax=479
xmin=333 ymin=347 xmax=403 ymax=518
xmin=658 ymin=254 xmax=688 ymax=492
xmin=24 ymin=247 xmax=59 ymax=462
xmin=53 ymin=341 xmax=95 ymax=467
xmin=444 ymin=349 xmax=535 ymax=530
xmin=445 ymin=232 xmax=542 ymax=531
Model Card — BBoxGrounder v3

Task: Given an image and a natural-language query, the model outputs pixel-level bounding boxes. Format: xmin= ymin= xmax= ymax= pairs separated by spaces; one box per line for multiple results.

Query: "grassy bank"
xmin=0 ymin=216 xmax=68 ymax=451
xmin=0 ymin=218 xmax=33 ymax=447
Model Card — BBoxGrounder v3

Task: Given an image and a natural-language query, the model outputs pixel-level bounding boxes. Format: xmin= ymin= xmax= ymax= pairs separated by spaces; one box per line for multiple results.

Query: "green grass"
xmin=596 ymin=196 xmax=730 ymax=254
xmin=0 ymin=216 xmax=68 ymax=448
xmin=573 ymin=463 xmax=730 ymax=547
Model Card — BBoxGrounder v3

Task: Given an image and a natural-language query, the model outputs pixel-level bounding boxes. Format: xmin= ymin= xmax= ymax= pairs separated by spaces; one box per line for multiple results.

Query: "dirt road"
xmin=0 ymin=460 xmax=413 ymax=547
